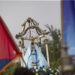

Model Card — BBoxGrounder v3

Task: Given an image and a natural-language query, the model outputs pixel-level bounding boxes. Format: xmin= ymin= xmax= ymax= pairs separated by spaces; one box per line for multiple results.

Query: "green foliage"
xmin=42 ymin=25 xmax=61 ymax=68
xmin=2 ymin=62 xmax=21 ymax=75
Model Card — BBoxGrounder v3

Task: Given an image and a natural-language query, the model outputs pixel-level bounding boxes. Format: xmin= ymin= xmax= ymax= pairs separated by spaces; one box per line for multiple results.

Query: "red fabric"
xmin=0 ymin=17 xmax=21 ymax=59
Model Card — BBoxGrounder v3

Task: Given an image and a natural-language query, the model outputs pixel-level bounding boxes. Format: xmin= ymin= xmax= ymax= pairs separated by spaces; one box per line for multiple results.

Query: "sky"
xmin=0 ymin=1 xmax=61 ymax=48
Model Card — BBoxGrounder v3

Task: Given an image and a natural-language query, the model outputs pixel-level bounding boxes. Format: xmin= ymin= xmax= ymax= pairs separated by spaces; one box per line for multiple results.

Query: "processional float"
xmin=16 ymin=17 xmax=50 ymax=69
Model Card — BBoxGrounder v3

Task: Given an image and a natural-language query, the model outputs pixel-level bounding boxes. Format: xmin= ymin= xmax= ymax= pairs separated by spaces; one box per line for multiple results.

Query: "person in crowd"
xmin=14 ymin=67 xmax=35 ymax=75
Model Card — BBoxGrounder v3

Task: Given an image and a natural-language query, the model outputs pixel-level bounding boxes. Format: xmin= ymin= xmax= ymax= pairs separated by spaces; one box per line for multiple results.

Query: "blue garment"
xmin=24 ymin=44 xmax=48 ymax=69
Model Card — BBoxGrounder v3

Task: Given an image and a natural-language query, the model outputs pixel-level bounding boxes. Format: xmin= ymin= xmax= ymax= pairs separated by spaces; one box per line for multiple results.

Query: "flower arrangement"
xmin=32 ymin=67 xmax=60 ymax=75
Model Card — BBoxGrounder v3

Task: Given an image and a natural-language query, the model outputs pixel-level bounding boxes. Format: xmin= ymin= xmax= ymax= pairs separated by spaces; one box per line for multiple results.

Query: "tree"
xmin=41 ymin=25 xmax=61 ymax=68
xmin=2 ymin=62 xmax=21 ymax=75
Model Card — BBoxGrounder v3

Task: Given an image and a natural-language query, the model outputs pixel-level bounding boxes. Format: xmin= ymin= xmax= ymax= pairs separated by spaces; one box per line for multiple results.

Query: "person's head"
xmin=14 ymin=67 xmax=35 ymax=75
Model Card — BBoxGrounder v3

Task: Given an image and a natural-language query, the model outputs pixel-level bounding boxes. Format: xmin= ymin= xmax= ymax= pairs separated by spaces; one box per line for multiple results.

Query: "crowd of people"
xmin=14 ymin=67 xmax=35 ymax=75
xmin=14 ymin=67 xmax=59 ymax=75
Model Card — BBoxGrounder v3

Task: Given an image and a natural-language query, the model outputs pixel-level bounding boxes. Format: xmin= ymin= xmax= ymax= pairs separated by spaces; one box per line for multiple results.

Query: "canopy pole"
xmin=61 ymin=0 xmax=64 ymax=57
xmin=20 ymin=55 xmax=27 ymax=67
